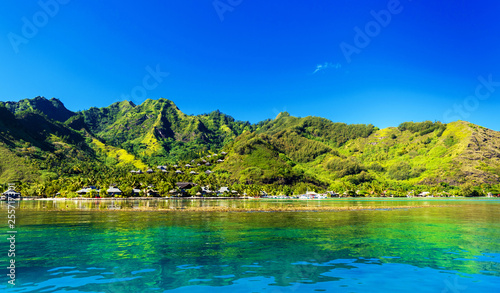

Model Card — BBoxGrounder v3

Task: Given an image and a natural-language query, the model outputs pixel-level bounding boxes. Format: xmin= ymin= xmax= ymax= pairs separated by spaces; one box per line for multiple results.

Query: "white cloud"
xmin=312 ymin=62 xmax=341 ymax=74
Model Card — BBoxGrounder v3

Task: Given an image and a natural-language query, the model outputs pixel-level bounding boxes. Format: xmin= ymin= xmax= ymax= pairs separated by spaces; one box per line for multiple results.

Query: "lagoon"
xmin=1 ymin=199 xmax=499 ymax=292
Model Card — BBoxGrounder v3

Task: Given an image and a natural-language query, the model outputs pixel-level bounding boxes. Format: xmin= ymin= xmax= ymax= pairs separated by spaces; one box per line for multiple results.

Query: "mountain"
xmin=1 ymin=96 xmax=74 ymax=122
xmin=81 ymin=98 xmax=257 ymax=165
xmin=0 ymin=96 xmax=499 ymax=196
xmin=0 ymin=102 xmax=97 ymax=183
xmin=216 ymin=115 xmax=500 ymax=188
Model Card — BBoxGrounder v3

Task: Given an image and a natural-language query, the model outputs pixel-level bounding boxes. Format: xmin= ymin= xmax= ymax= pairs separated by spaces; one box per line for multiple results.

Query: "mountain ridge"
xmin=0 ymin=96 xmax=499 ymax=196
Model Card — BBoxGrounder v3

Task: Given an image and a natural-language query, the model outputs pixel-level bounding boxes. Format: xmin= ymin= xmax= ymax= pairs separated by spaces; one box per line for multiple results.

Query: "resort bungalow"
xmin=205 ymin=162 xmax=212 ymax=166
xmin=326 ymin=191 xmax=339 ymax=197
xmin=221 ymin=151 xmax=227 ymax=155
xmin=146 ymin=189 xmax=159 ymax=197
xmin=176 ymin=182 xmax=197 ymax=197
xmin=217 ymin=187 xmax=237 ymax=196
xmin=76 ymin=186 xmax=100 ymax=197
xmin=201 ymin=186 xmax=214 ymax=195
xmin=146 ymin=169 xmax=154 ymax=174
xmin=107 ymin=186 xmax=122 ymax=197
xmin=217 ymin=159 xmax=224 ymax=163
xmin=185 ymin=164 xmax=192 ymax=168
xmin=175 ymin=170 xmax=184 ymax=174
xmin=132 ymin=188 xmax=142 ymax=196
xmin=205 ymin=170 xmax=213 ymax=174
xmin=189 ymin=171 xmax=198 ymax=175
xmin=176 ymin=182 xmax=197 ymax=190
xmin=2 ymin=187 xmax=21 ymax=201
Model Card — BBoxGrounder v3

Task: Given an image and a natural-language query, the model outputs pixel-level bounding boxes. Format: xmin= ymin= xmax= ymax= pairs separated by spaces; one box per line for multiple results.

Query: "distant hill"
xmin=0 ymin=97 xmax=499 ymax=193
xmin=216 ymin=115 xmax=500 ymax=187
xmin=1 ymin=96 xmax=75 ymax=122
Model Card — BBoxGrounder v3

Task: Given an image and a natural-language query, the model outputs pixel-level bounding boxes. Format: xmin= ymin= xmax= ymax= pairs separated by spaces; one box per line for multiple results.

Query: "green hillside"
xmin=81 ymin=98 xmax=256 ymax=164
xmin=216 ymin=115 xmax=500 ymax=194
xmin=0 ymin=96 xmax=499 ymax=197
xmin=1 ymin=96 xmax=74 ymax=122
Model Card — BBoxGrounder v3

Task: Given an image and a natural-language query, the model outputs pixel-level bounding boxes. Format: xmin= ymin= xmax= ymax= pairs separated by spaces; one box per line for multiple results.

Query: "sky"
xmin=1 ymin=0 xmax=500 ymax=130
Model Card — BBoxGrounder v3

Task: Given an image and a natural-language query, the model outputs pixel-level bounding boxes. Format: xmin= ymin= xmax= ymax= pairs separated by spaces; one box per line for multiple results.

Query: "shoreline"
xmin=12 ymin=204 xmax=451 ymax=213
xmin=21 ymin=196 xmax=497 ymax=201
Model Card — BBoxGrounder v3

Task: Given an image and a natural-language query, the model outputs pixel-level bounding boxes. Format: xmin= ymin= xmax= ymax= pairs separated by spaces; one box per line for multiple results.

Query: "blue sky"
xmin=1 ymin=0 xmax=500 ymax=130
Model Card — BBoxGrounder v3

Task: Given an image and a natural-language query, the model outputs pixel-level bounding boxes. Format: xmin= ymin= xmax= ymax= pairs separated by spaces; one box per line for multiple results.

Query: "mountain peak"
xmin=275 ymin=112 xmax=290 ymax=120
xmin=2 ymin=96 xmax=75 ymax=123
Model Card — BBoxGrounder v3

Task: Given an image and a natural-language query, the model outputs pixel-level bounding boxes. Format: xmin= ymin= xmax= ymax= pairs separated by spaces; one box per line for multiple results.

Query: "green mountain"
xmin=1 ymin=96 xmax=74 ymax=122
xmin=217 ymin=115 xmax=500 ymax=189
xmin=0 ymin=96 xmax=499 ymax=196
xmin=0 ymin=102 xmax=97 ymax=183
xmin=81 ymin=98 xmax=257 ymax=165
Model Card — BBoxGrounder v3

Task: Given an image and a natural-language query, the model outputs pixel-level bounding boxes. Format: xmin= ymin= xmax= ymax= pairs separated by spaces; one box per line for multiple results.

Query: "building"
xmin=205 ymin=170 xmax=213 ymax=174
xmin=189 ymin=171 xmax=198 ymax=175
xmin=76 ymin=186 xmax=100 ymax=197
xmin=107 ymin=186 xmax=122 ymax=196
xmin=176 ymin=182 xmax=197 ymax=189
xmin=217 ymin=187 xmax=237 ymax=196
xmin=175 ymin=170 xmax=184 ymax=174
xmin=2 ymin=187 xmax=21 ymax=200
xmin=146 ymin=189 xmax=159 ymax=197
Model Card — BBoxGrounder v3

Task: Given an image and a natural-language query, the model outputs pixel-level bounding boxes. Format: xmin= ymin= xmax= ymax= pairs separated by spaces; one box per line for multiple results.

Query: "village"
xmin=2 ymin=151 xmax=499 ymax=200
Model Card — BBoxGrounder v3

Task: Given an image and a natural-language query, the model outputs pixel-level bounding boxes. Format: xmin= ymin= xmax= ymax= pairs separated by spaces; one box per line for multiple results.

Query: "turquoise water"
xmin=1 ymin=199 xmax=499 ymax=292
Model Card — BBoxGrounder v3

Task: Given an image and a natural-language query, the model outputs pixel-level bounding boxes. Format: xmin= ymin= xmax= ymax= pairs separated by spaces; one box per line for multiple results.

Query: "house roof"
xmin=218 ymin=187 xmax=237 ymax=193
xmin=76 ymin=187 xmax=101 ymax=194
xmin=107 ymin=187 xmax=122 ymax=193
xmin=201 ymin=186 xmax=213 ymax=193
xmin=176 ymin=182 xmax=196 ymax=189
xmin=2 ymin=189 xmax=20 ymax=196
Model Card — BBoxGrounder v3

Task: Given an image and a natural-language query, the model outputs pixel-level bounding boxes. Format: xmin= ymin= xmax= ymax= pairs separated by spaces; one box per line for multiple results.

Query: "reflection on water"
xmin=0 ymin=199 xmax=499 ymax=292
xmin=11 ymin=197 xmax=498 ymax=211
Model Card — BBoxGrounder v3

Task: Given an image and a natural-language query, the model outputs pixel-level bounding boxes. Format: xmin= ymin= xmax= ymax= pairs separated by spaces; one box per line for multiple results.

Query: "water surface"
xmin=1 ymin=199 xmax=499 ymax=292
